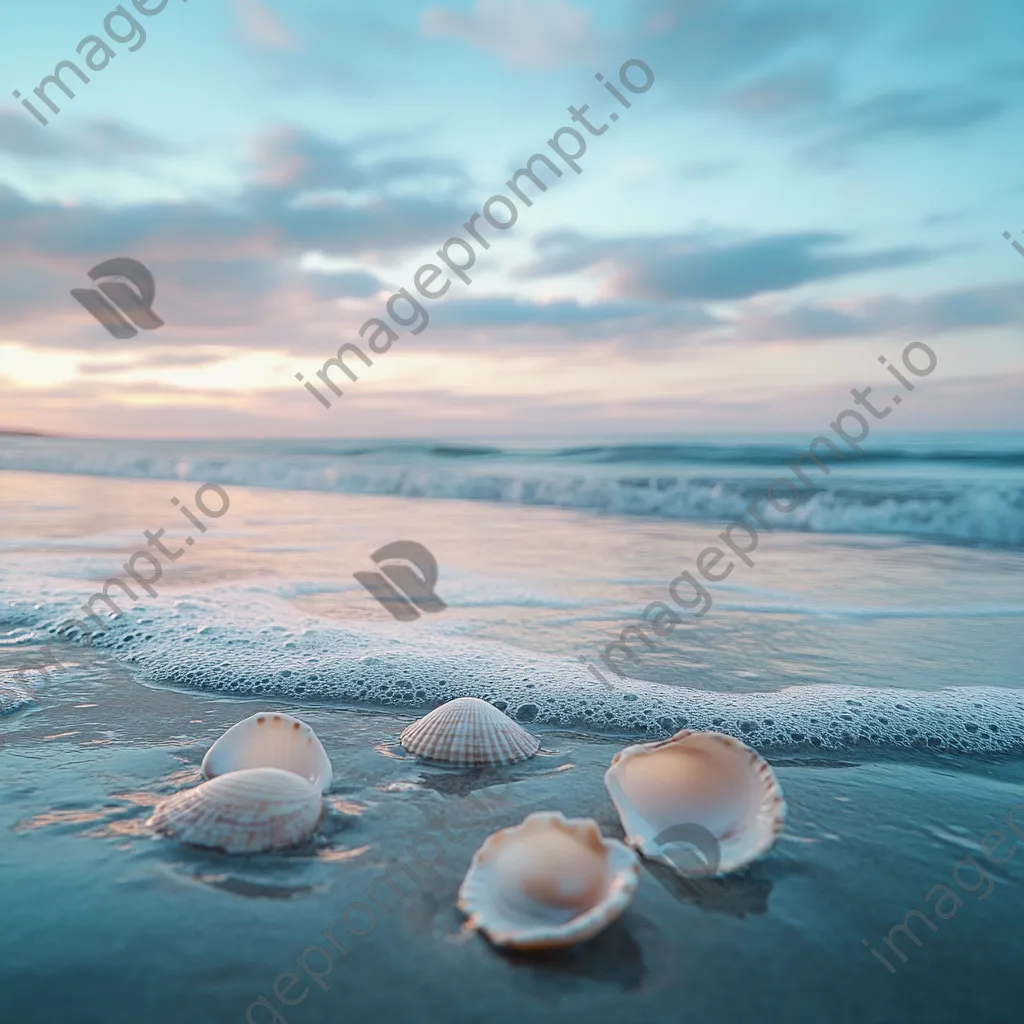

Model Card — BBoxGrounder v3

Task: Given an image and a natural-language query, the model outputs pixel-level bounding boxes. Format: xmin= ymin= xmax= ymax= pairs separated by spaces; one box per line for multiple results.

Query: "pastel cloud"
xmin=799 ymin=88 xmax=1006 ymax=167
xmin=0 ymin=124 xmax=470 ymax=343
xmin=517 ymin=230 xmax=931 ymax=301
xmin=739 ymin=283 xmax=1024 ymax=342
xmin=234 ymin=0 xmax=302 ymax=52
xmin=0 ymin=110 xmax=170 ymax=164
xmin=421 ymin=0 xmax=598 ymax=69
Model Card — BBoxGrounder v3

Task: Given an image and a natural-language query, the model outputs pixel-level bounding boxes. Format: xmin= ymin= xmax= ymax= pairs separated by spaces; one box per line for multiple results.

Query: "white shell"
xmin=604 ymin=730 xmax=785 ymax=877
xmin=0 ymin=680 xmax=36 ymax=715
xmin=400 ymin=697 xmax=540 ymax=767
xmin=458 ymin=811 xmax=639 ymax=949
xmin=148 ymin=767 xmax=323 ymax=853
xmin=201 ymin=712 xmax=333 ymax=792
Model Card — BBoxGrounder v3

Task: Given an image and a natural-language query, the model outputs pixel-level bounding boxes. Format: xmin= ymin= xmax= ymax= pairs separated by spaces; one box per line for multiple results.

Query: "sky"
xmin=0 ymin=0 xmax=1022 ymax=439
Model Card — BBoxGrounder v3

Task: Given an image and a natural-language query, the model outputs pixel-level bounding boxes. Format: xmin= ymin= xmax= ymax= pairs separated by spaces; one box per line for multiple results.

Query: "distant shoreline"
xmin=0 ymin=429 xmax=57 ymax=437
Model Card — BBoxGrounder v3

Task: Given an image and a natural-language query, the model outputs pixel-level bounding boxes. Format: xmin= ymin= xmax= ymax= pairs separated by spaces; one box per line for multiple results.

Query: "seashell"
xmin=604 ymin=730 xmax=785 ymax=877
xmin=458 ymin=810 xmax=639 ymax=949
xmin=148 ymin=767 xmax=323 ymax=853
xmin=0 ymin=680 xmax=37 ymax=715
xmin=201 ymin=712 xmax=333 ymax=792
xmin=400 ymin=697 xmax=540 ymax=767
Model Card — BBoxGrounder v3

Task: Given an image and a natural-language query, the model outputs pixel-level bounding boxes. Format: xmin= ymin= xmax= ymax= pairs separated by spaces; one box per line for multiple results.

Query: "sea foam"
xmin=2 ymin=581 xmax=1023 ymax=756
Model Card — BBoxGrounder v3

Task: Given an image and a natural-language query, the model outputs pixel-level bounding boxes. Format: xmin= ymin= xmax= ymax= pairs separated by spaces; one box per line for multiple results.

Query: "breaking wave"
xmin=1 ymin=435 xmax=1022 ymax=548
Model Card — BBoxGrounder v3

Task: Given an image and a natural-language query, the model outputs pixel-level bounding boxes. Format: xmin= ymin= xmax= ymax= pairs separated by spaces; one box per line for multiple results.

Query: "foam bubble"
xmin=2 ymin=583 xmax=1023 ymax=755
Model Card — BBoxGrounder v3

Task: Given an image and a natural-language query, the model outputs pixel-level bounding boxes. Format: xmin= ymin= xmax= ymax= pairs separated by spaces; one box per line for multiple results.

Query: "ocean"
xmin=2 ymin=432 xmax=1022 ymax=546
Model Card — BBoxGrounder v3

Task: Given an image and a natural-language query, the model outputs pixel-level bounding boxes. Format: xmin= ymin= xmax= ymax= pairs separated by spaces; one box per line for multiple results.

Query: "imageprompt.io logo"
xmin=354 ymin=541 xmax=447 ymax=622
xmin=71 ymin=257 xmax=164 ymax=340
xmin=646 ymin=823 xmax=723 ymax=899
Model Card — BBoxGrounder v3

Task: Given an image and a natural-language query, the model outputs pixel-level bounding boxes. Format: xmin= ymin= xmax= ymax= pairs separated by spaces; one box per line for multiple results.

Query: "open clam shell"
xmin=148 ymin=767 xmax=323 ymax=853
xmin=400 ymin=697 xmax=540 ymax=767
xmin=201 ymin=712 xmax=333 ymax=792
xmin=604 ymin=730 xmax=785 ymax=877
xmin=458 ymin=811 xmax=639 ymax=949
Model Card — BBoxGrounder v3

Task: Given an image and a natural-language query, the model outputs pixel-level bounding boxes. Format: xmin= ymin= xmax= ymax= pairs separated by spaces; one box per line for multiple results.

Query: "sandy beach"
xmin=3 ymin=657 xmax=1024 ymax=1024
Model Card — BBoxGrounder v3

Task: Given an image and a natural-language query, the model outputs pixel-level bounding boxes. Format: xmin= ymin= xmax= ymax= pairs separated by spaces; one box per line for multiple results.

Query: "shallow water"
xmin=1 ymin=467 xmax=1023 ymax=752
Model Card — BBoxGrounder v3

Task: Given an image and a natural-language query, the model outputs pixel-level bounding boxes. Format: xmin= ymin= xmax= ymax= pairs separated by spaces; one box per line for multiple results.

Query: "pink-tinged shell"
xmin=458 ymin=811 xmax=639 ymax=950
xmin=201 ymin=712 xmax=333 ymax=793
xmin=147 ymin=767 xmax=323 ymax=853
xmin=400 ymin=697 xmax=540 ymax=767
xmin=604 ymin=730 xmax=785 ymax=877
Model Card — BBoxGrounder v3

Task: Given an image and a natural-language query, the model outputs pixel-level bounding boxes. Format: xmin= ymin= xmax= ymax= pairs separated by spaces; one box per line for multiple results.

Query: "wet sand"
xmin=2 ymin=652 xmax=1024 ymax=1024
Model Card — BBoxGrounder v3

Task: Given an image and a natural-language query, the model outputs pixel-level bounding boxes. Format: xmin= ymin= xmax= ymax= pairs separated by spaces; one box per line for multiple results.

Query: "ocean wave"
xmin=550 ymin=442 xmax=1024 ymax=467
xmin=2 ymin=583 xmax=1024 ymax=756
xmin=1 ymin=437 xmax=1022 ymax=548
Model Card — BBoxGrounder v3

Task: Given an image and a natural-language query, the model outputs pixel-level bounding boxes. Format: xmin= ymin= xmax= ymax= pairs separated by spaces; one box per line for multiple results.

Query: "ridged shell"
xmin=400 ymin=697 xmax=540 ymax=767
xmin=458 ymin=811 xmax=639 ymax=949
xmin=148 ymin=767 xmax=323 ymax=853
xmin=604 ymin=730 xmax=785 ymax=877
xmin=201 ymin=712 xmax=333 ymax=793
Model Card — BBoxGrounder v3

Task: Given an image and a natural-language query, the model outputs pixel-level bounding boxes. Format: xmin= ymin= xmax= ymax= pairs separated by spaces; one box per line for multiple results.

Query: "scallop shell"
xmin=458 ymin=811 xmax=639 ymax=949
xmin=604 ymin=730 xmax=785 ymax=877
xmin=400 ymin=697 xmax=540 ymax=767
xmin=201 ymin=712 xmax=333 ymax=792
xmin=148 ymin=767 xmax=323 ymax=853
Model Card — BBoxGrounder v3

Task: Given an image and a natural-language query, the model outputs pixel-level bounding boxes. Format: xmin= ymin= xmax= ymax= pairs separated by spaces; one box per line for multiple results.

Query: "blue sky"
xmin=0 ymin=0 xmax=1022 ymax=438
